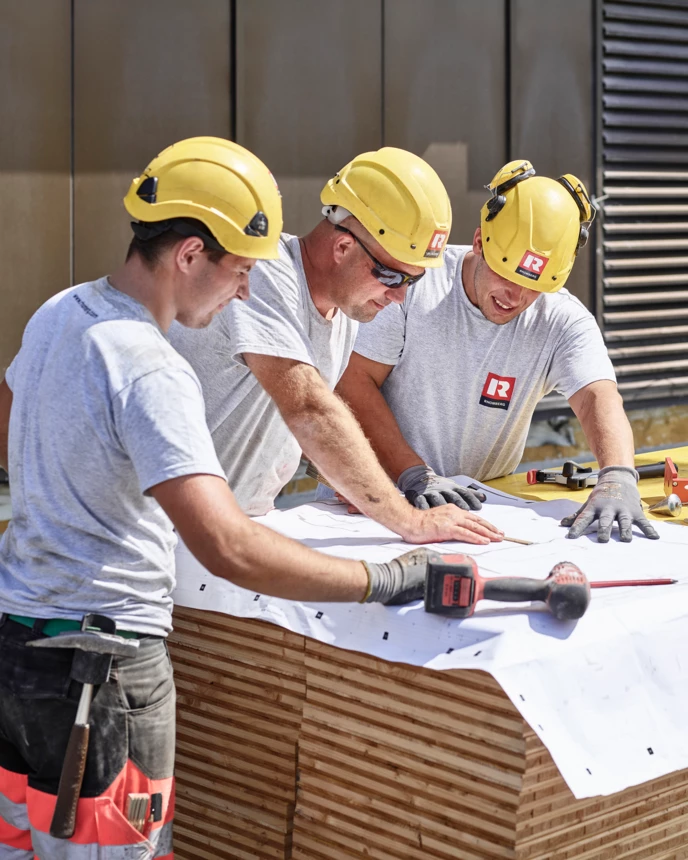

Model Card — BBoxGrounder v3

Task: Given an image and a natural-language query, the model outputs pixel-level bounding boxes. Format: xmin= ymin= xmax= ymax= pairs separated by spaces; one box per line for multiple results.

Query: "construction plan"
xmin=173 ymin=479 xmax=688 ymax=800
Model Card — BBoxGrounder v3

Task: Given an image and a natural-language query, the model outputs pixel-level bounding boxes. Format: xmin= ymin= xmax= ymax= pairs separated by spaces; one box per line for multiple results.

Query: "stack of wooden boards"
xmin=169 ymin=606 xmax=688 ymax=860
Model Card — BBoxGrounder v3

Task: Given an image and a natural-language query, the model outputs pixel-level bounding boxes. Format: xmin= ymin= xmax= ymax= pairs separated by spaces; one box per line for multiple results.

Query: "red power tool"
xmin=424 ymin=554 xmax=590 ymax=621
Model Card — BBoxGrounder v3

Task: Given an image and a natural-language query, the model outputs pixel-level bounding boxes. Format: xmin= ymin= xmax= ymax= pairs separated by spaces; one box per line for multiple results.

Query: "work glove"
xmin=397 ymin=465 xmax=485 ymax=511
xmin=361 ymin=548 xmax=429 ymax=605
xmin=561 ymin=466 xmax=660 ymax=543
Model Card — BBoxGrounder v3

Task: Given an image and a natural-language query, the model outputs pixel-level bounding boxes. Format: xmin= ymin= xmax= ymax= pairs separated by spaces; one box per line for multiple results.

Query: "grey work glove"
xmin=561 ymin=466 xmax=660 ymax=543
xmin=397 ymin=465 xmax=485 ymax=511
xmin=361 ymin=548 xmax=429 ymax=605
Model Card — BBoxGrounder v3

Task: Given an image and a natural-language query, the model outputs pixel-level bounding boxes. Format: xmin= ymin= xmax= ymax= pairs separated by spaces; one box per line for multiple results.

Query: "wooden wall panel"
xmin=384 ymin=0 xmax=506 ymax=192
xmin=73 ymin=0 xmax=232 ymax=284
xmin=384 ymin=0 xmax=507 ymax=245
xmin=511 ymin=0 xmax=594 ymax=306
xmin=236 ymin=0 xmax=382 ymax=236
xmin=0 ymin=0 xmax=71 ymax=377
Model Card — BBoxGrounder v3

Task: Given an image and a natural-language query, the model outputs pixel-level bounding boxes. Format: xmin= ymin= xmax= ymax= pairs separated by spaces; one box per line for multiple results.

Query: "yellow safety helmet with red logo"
xmin=480 ymin=159 xmax=595 ymax=293
xmin=320 ymin=147 xmax=452 ymax=268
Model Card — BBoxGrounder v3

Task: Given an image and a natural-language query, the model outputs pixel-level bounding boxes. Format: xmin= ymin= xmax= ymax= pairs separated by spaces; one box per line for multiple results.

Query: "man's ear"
xmin=332 ymin=229 xmax=356 ymax=266
xmin=473 ymin=226 xmax=483 ymax=256
xmin=174 ymin=236 xmax=206 ymax=272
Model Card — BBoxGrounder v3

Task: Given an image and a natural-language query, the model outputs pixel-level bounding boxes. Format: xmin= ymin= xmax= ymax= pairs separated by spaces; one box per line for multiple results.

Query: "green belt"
xmin=7 ymin=615 xmax=141 ymax=639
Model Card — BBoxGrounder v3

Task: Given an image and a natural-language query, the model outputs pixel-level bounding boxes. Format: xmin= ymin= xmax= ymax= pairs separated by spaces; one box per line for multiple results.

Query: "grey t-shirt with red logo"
xmin=352 ymin=245 xmax=615 ymax=483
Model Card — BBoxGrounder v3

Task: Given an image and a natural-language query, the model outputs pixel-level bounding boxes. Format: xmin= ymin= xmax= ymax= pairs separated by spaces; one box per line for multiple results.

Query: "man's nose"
xmin=237 ymin=276 xmax=251 ymax=301
xmin=502 ymin=282 xmax=524 ymax=304
xmin=386 ymin=285 xmax=408 ymax=305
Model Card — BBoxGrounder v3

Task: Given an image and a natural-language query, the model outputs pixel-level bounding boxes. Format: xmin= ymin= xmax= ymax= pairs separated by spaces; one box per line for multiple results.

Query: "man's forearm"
xmin=286 ymin=383 xmax=417 ymax=532
xmin=570 ymin=381 xmax=635 ymax=468
xmin=335 ymin=377 xmax=423 ymax=482
xmin=155 ymin=475 xmax=369 ymax=601
xmin=205 ymin=506 xmax=368 ymax=600
xmin=245 ymin=355 xmax=503 ymax=546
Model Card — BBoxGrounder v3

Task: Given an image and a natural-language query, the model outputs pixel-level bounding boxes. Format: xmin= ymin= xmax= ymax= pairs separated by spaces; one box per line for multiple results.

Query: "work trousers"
xmin=0 ymin=618 xmax=175 ymax=859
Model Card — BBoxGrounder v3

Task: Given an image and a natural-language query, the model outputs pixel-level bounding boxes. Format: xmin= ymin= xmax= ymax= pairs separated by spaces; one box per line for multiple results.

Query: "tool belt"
xmin=1 ymin=614 xmax=142 ymax=639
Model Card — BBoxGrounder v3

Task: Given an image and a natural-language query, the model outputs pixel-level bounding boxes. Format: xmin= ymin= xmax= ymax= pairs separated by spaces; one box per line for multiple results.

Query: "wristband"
xmin=359 ymin=561 xmax=374 ymax=603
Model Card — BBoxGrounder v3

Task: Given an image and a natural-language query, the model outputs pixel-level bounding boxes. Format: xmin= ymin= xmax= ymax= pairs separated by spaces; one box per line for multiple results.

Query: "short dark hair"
xmin=126 ymin=218 xmax=227 ymax=268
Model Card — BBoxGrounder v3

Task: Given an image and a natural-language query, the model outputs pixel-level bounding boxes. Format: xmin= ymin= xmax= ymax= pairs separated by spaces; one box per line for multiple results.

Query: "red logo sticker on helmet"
xmin=516 ymin=251 xmax=549 ymax=281
xmin=480 ymin=373 xmax=516 ymax=411
xmin=424 ymin=230 xmax=449 ymax=258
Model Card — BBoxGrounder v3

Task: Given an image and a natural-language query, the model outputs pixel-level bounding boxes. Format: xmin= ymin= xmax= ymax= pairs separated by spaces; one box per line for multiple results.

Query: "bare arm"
xmin=568 ymin=380 xmax=635 ymax=468
xmin=244 ymin=353 xmax=502 ymax=545
xmin=335 ymin=352 xmax=424 ymax=482
xmin=152 ymin=474 xmax=369 ymax=601
xmin=0 ymin=379 xmax=11 ymax=474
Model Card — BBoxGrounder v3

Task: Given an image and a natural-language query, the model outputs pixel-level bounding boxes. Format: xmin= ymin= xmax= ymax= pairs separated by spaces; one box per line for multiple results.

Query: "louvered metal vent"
xmin=599 ymin=0 xmax=688 ymax=406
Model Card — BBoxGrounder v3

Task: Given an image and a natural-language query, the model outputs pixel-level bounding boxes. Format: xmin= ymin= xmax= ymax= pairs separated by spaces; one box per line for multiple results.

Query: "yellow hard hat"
xmin=124 ymin=136 xmax=283 ymax=259
xmin=320 ymin=147 xmax=452 ymax=268
xmin=480 ymin=159 xmax=595 ymax=293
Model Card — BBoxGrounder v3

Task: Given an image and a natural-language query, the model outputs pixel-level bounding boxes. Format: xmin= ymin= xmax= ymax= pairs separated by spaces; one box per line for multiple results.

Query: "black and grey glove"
xmin=361 ymin=548 xmax=430 ymax=605
xmin=397 ymin=465 xmax=485 ymax=511
xmin=561 ymin=465 xmax=660 ymax=543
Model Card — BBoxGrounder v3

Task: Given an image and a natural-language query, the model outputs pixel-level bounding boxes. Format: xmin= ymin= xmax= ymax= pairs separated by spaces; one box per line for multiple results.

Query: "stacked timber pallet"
xmin=517 ymin=730 xmax=688 ymax=860
xmin=292 ymin=642 xmax=523 ymax=860
xmin=169 ymin=607 xmax=306 ymax=860
xmin=169 ymin=606 xmax=688 ymax=860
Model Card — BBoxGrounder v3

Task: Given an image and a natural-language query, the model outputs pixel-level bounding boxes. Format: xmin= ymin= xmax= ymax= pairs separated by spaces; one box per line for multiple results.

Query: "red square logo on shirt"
xmin=480 ymin=373 xmax=516 ymax=410
xmin=516 ymin=251 xmax=549 ymax=281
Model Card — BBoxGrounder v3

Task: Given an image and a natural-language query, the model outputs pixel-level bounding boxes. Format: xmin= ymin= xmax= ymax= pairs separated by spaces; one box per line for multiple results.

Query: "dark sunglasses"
xmin=335 ymin=225 xmax=425 ymax=289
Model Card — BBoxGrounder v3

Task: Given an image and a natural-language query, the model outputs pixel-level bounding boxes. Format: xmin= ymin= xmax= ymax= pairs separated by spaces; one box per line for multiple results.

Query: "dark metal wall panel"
xmin=384 ymin=0 xmax=506 ymax=191
xmin=511 ymin=0 xmax=595 ymax=309
xmin=73 ymin=0 xmax=232 ymax=284
xmin=0 ymin=0 xmax=71 ymax=377
xmin=599 ymin=0 xmax=688 ymax=407
xmin=236 ymin=0 xmax=382 ymax=182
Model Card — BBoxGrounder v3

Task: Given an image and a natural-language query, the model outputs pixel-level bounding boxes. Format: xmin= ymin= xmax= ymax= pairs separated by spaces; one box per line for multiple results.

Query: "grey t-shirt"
xmin=353 ymin=245 xmax=616 ymax=482
xmin=0 ymin=278 xmax=225 ymax=636
xmin=170 ymin=233 xmax=358 ymax=516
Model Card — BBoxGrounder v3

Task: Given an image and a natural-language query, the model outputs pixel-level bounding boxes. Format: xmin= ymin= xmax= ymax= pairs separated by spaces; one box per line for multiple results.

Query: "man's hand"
xmin=561 ymin=466 xmax=659 ymax=543
xmin=404 ymin=505 xmax=503 ymax=546
xmin=398 ymin=465 xmax=486 ymax=511
xmin=362 ymin=548 xmax=430 ymax=604
xmin=333 ymin=487 xmax=502 ymax=546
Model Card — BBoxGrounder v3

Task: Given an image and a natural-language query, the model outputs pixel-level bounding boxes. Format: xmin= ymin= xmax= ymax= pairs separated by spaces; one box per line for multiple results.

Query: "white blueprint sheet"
xmin=173 ymin=478 xmax=688 ymax=799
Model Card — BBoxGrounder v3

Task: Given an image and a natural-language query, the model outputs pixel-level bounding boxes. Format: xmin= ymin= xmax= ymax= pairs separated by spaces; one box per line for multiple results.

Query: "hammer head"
xmin=27 ymin=629 xmax=140 ymax=685
xmin=27 ymin=630 xmax=139 ymax=659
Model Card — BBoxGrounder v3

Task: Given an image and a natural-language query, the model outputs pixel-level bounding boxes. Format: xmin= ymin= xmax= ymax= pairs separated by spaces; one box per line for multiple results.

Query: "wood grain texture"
xmin=0 ymin=0 xmax=71 ymax=377
xmin=170 ymin=607 xmax=688 ymax=859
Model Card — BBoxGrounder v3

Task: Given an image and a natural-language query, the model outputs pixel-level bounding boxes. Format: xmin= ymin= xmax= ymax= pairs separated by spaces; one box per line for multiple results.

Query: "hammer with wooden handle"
xmin=28 ymin=615 xmax=139 ymax=839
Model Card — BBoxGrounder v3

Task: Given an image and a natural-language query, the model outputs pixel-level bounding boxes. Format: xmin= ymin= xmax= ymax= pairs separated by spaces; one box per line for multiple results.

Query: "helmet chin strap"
xmin=322 ymin=204 xmax=353 ymax=225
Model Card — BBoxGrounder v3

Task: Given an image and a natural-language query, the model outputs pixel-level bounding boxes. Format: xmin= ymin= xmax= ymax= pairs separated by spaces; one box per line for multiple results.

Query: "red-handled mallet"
xmin=424 ymin=555 xmax=591 ymax=621
xmin=424 ymin=555 xmax=677 ymax=621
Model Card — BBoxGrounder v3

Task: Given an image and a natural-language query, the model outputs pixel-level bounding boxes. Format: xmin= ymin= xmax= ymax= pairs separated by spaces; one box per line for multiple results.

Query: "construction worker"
xmin=170 ymin=147 xmax=503 ymax=544
xmin=330 ymin=160 xmax=659 ymax=544
xmin=0 ymin=138 xmax=496 ymax=860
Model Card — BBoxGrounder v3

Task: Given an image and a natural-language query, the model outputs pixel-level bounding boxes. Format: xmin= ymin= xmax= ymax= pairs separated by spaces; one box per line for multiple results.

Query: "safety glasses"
xmin=335 ymin=225 xmax=425 ymax=289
